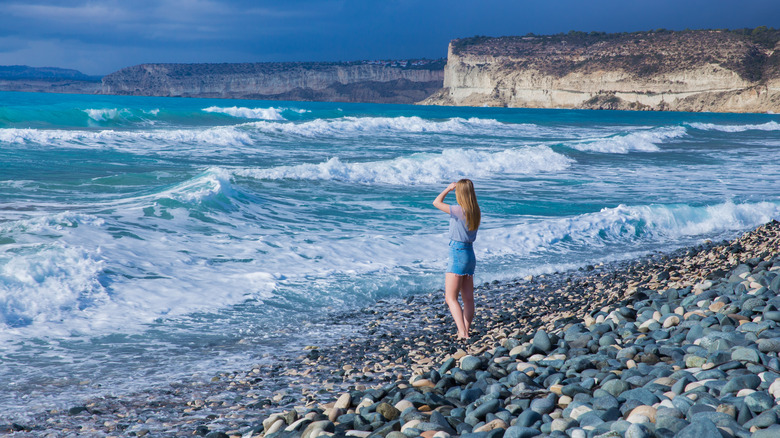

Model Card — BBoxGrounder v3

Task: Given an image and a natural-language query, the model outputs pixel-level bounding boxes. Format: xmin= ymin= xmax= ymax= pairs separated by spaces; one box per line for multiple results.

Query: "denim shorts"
xmin=447 ymin=240 xmax=476 ymax=276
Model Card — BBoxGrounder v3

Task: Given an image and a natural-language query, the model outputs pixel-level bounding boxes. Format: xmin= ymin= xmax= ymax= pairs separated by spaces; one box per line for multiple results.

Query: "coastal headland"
xmin=99 ymin=60 xmax=446 ymax=105
xmin=422 ymin=28 xmax=780 ymax=113
xmin=4 ymin=28 xmax=780 ymax=112
xmin=7 ymin=220 xmax=780 ymax=437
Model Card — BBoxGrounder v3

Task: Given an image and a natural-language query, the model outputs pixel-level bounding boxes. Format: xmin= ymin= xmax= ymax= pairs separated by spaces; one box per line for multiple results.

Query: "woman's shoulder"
xmin=450 ymin=204 xmax=465 ymax=218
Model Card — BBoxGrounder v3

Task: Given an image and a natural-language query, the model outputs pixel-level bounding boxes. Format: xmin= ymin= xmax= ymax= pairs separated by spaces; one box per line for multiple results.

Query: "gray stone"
xmin=758 ymin=338 xmax=780 ymax=353
xmin=721 ymin=374 xmax=761 ymax=394
xmin=763 ymin=311 xmax=780 ymax=322
xmin=599 ymin=334 xmax=617 ymax=347
xmin=609 ymin=420 xmax=632 ymax=434
xmin=742 ymin=298 xmax=766 ymax=312
xmin=771 ymin=275 xmax=780 ymax=292
xmin=415 ymin=422 xmax=447 ymax=432
xmin=688 ymin=411 xmax=744 ymax=431
xmin=561 ymin=384 xmax=589 ymax=397
xmin=592 ymin=395 xmax=619 ymax=411
xmin=743 ymin=410 xmax=777 ymax=429
xmin=577 ymin=412 xmax=604 ymax=428
xmin=687 ymin=404 xmax=716 ymax=419
xmin=470 ymin=399 xmax=501 ymax=420
xmin=530 ymin=396 xmax=555 ymax=415
xmin=515 ymin=410 xmax=541 ymax=428
xmin=655 ymin=415 xmax=689 ymax=434
xmin=745 ymin=391 xmax=774 ymax=413
xmin=620 ymin=388 xmax=660 ymax=406
xmin=624 ymin=423 xmax=652 ymax=438
xmin=533 ymin=330 xmax=552 ymax=352
xmin=600 ymin=379 xmax=629 ymax=397
xmin=674 ymin=418 xmax=720 ymax=438
xmin=753 ymin=425 xmax=780 ymax=438
xmin=616 ymin=347 xmax=638 ymax=361
xmin=550 ymin=418 xmax=577 ymax=432
xmin=502 ymin=426 xmax=541 ymax=438
xmin=461 ymin=355 xmax=483 ymax=372
xmin=462 ymin=388 xmax=485 ymax=404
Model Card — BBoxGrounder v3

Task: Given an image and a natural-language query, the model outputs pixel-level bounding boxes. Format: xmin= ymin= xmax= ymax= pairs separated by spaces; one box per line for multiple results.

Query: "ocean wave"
xmin=564 ymin=126 xmax=687 ymax=153
xmin=84 ymin=108 xmax=130 ymax=121
xmin=245 ymin=116 xmax=539 ymax=137
xmin=0 ymin=244 xmax=108 ymax=329
xmin=687 ymin=121 xmax=780 ymax=132
xmin=202 ymin=106 xmax=311 ymax=120
xmin=203 ymin=106 xmax=288 ymax=120
xmin=83 ymin=108 xmax=161 ymax=125
xmin=156 ymin=168 xmax=238 ymax=204
xmin=0 ymin=126 xmax=254 ymax=148
xmin=480 ymin=200 xmax=780 ymax=257
xmin=232 ymin=147 xmax=573 ymax=184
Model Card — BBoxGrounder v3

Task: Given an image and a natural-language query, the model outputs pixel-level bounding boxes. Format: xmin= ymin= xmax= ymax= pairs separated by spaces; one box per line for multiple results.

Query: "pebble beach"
xmin=3 ymin=219 xmax=780 ymax=437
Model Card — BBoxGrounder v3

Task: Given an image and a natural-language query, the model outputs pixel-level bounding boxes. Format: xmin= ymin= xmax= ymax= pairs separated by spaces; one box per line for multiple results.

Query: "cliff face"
xmin=421 ymin=30 xmax=780 ymax=112
xmin=101 ymin=61 xmax=444 ymax=104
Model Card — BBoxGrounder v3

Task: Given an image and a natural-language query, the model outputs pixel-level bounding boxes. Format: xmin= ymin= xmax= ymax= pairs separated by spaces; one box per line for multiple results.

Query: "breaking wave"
xmin=233 ymin=146 xmax=573 ymax=184
xmin=564 ymin=126 xmax=687 ymax=153
xmin=245 ymin=116 xmax=540 ymax=137
xmin=687 ymin=121 xmax=780 ymax=132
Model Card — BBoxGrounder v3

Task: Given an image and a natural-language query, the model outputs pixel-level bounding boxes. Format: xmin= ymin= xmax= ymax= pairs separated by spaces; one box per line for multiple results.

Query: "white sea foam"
xmin=84 ymin=108 xmax=128 ymax=121
xmin=156 ymin=168 xmax=236 ymax=203
xmin=0 ymin=244 xmax=108 ymax=330
xmin=0 ymin=126 xmax=254 ymax=148
xmin=479 ymin=200 xmax=780 ymax=259
xmin=565 ymin=126 xmax=687 ymax=153
xmin=0 ymin=208 xmax=275 ymax=337
xmin=687 ymin=121 xmax=780 ymax=132
xmin=233 ymin=147 xmax=572 ymax=184
xmin=246 ymin=116 xmax=538 ymax=137
xmin=203 ymin=106 xmax=287 ymax=120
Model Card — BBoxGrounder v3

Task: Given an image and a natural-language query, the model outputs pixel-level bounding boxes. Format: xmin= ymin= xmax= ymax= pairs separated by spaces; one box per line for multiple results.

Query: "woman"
xmin=433 ymin=179 xmax=481 ymax=340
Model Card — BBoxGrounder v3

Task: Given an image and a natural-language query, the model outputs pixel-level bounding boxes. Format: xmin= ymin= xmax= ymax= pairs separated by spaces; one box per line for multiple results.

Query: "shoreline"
xmin=4 ymin=220 xmax=780 ymax=437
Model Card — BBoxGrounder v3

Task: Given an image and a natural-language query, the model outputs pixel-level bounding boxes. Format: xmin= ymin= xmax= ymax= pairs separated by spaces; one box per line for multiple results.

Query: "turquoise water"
xmin=1 ymin=91 xmax=779 ymax=416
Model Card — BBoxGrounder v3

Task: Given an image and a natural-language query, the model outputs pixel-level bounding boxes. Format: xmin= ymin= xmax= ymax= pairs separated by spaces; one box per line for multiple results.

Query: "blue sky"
xmin=0 ymin=0 xmax=777 ymax=75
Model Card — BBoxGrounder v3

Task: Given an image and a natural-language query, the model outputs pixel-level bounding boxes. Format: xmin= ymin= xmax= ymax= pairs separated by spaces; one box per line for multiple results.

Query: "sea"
xmin=1 ymin=91 xmax=779 ymax=419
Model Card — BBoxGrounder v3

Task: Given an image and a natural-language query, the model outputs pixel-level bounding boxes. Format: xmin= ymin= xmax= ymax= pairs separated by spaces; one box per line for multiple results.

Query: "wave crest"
xmin=565 ymin=126 xmax=686 ymax=153
xmin=203 ymin=106 xmax=286 ymax=120
xmin=481 ymin=200 xmax=780 ymax=257
xmin=687 ymin=121 xmax=780 ymax=132
xmin=233 ymin=147 xmax=573 ymax=184
xmin=245 ymin=116 xmax=537 ymax=137
xmin=0 ymin=126 xmax=254 ymax=148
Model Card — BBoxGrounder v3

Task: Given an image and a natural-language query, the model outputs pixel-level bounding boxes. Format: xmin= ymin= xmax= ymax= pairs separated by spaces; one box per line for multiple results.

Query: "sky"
xmin=0 ymin=0 xmax=778 ymax=76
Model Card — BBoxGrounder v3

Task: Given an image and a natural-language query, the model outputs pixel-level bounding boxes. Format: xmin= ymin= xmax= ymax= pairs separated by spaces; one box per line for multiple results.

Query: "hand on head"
xmin=447 ymin=182 xmax=458 ymax=191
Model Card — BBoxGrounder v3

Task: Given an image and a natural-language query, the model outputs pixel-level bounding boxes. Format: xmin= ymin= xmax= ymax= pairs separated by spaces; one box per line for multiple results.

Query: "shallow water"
xmin=1 ymin=91 xmax=779 ymax=417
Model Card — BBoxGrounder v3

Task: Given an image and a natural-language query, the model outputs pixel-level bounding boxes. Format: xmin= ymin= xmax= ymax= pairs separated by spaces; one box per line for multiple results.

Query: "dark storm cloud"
xmin=0 ymin=0 xmax=777 ymax=75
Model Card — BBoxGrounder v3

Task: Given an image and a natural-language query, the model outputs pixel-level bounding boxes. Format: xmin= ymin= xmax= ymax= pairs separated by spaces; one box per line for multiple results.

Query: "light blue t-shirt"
xmin=449 ymin=205 xmax=478 ymax=243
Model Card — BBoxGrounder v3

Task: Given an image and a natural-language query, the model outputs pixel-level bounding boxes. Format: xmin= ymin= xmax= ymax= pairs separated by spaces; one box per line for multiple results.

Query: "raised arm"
xmin=433 ymin=182 xmax=457 ymax=214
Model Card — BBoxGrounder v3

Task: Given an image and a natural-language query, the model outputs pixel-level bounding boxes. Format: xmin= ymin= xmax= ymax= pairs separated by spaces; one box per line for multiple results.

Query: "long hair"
xmin=455 ymin=179 xmax=480 ymax=231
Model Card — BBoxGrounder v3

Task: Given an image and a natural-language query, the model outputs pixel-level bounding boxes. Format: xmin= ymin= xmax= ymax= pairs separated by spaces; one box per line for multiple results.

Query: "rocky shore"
xmin=4 ymin=220 xmax=780 ymax=437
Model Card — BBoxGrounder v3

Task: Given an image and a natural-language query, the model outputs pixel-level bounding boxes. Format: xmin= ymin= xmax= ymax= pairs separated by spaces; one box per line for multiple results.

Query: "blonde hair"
xmin=455 ymin=179 xmax=480 ymax=231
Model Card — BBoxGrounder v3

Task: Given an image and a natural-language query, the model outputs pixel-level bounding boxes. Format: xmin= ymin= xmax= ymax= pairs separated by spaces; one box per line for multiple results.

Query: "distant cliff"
xmin=0 ymin=65 xmax=101 ymax=94
xmin=101 ymin=60 xmax=445 ymax=104
xmin=421 ymin=28 xmax=780 ymax=112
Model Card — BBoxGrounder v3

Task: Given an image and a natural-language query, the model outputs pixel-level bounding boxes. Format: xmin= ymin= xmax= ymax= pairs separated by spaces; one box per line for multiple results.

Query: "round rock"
xmin=460 ymin=355 xmax=482 ymax=372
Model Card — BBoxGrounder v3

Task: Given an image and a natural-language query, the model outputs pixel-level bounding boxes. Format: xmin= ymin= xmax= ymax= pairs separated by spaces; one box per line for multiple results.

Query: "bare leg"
xmin=461 ymin=275 xmax=474 ymax=335
xmin=445 ymin=273 xmax=468 ymax=339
